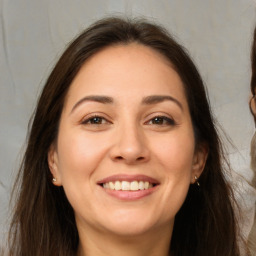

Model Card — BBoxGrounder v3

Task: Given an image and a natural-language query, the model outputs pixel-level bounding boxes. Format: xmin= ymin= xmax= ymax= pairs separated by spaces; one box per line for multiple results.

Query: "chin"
xmin=103 ymin=221 xmax=157 ymax=237
xmin=98 ymin=209 xmax=171 ymax=237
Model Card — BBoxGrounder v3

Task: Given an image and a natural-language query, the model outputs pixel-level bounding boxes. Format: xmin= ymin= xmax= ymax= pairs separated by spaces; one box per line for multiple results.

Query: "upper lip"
xmin=97 ymin=174 xmax=160 ymax=184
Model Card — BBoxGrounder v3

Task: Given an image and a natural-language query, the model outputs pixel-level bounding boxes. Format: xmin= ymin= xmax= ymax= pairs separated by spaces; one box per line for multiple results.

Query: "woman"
xmin=7 ymin=17 xmax=241 ymax=256
xmin=248 ymin=26 xmax=256 ymax=256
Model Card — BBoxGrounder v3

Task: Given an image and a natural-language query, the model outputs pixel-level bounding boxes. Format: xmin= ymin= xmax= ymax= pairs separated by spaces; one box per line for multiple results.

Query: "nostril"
xmin=114 ymin=156 xmax=144 ymax=162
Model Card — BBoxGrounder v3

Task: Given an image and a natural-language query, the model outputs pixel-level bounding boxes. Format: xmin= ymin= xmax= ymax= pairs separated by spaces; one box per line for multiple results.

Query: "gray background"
xmin=1 ymin=0 xmax=256 ymax=245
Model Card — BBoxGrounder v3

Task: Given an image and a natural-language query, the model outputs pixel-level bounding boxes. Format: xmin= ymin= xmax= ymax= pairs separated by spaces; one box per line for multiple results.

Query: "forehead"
xmin=64 ymin=43 xmax=187 ymax=108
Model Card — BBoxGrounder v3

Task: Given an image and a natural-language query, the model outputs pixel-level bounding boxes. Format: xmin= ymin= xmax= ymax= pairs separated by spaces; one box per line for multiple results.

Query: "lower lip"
xmin=100 ymin=186 xmax=159 ymax=201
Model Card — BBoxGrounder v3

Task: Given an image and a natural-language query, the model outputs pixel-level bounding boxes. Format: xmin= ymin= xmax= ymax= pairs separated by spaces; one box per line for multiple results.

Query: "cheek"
xmin=55 ymin=130 xmax=111 ymax=216
xmin=56 ymin=129 xmax=109 ymax=181
xmin=152 ymin=130 xmax=195 ymax=174
xmin=158 ymin=139 xmax=194 ymax=187
xmin=150 ymin=131 xmax=195 ymax=215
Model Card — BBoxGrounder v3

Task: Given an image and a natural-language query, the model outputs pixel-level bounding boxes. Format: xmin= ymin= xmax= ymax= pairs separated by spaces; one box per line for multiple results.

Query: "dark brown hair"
xmin=7 ymin=17 xmax=240 ymax=256
xmin=251 ymin=27 xmax=256 ymax=95
xmin=250 ymin=27 xmax=256 ymax=124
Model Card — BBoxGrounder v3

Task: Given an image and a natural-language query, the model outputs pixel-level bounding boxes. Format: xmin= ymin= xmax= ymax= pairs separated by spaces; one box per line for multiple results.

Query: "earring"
xmin=194 ymin=175 xmax=200 ymax=187
xmin=52 ymin=177 xmax=57 ymax=183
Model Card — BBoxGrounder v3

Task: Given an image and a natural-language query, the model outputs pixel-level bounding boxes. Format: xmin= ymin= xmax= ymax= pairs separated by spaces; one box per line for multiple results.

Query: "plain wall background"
xmin=1 ymin=0 xmax=256 ymax=245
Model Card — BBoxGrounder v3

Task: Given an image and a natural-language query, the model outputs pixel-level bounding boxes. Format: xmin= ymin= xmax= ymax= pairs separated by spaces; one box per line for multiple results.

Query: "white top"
xmin=228 ymin=132 xmax=256 ymax=255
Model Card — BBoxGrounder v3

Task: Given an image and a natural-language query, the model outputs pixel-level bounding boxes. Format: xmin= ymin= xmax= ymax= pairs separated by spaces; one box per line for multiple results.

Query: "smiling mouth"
xmin=100 ymin=181 xmax=157 ymax=191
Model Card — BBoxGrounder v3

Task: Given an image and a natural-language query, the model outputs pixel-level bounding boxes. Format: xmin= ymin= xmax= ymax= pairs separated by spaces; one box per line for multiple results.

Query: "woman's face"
xmin=49 ymin=43 xmax=207 ymax=238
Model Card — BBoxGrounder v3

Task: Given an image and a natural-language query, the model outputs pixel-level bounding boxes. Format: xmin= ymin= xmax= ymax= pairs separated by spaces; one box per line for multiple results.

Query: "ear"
xmin=48 ymin=144 xmax=62 ymax=186
xmin=191 ymin=142 xmax=208 ymax=184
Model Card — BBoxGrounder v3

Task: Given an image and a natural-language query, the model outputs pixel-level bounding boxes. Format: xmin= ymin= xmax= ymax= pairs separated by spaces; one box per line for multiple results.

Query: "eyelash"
xmin=81 ymin=114 xmax=176 ymax=126
xmin=146 ymin=116 xmax=176 ymax=126
xmin=81 ymin=115 xmax=110 ymax=125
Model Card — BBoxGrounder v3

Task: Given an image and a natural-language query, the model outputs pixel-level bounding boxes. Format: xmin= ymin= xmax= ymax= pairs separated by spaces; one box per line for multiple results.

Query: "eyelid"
xmin=144 ymin=112 xmax=177 ymax=125
xmin=80 ymin=112 xmax=112 ymax=125
xmin=146 ymin=115 xmax=176 ymax=126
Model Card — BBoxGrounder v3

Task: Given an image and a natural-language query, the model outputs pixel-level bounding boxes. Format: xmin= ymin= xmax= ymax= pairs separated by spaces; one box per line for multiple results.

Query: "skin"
xmin=48 ymin=43 xmax=208 ymax=256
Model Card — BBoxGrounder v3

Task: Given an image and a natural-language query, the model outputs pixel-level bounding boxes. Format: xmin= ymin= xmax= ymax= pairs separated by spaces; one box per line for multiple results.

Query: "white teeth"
xmin=138 ymin=181 xmax=144 ymax=190
xmin=109 ymin=181 xmax=115 ymax=190
xmin=102 ymin=180 xmax=154 ymax=191
xmin=103 ymin=183 xmax=109 ymax=189
xmin=130 ymin=181 xmax=139 ymax=191
xmin=115 ymin=181 xmax=121 ymax=190
xmin=121 ymin=181 xmax=130 ymax=191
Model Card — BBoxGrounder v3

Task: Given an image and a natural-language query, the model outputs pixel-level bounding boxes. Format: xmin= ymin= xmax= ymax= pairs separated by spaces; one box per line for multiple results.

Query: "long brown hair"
xmin=7 ymin=17 xmax=240 ymax=256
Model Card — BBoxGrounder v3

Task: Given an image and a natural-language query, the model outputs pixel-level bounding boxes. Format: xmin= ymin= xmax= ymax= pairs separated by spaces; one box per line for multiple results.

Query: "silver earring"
xmin=52 ymin=177 xmax=57 ymax=183
xmin=194 ymin=176 xmax=200 ymax=187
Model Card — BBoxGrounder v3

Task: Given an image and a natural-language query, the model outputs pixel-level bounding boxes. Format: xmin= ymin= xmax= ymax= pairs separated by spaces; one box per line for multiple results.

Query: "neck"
xmin=76 ymin=223 xmax=173 ymax=256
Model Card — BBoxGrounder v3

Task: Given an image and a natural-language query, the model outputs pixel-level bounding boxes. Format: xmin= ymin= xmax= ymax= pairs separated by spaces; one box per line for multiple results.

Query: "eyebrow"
xmin=70 ymin=95 xmax=113 ymax=114
xmin=142 ymin=95 xmax=183 ymax=110
xmin=70 ymin=94 xmax=183 ymax=114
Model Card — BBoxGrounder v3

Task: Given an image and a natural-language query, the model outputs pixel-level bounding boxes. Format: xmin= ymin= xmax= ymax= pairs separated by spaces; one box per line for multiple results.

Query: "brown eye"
xmin=148 ymin=116 xmax=175 ymax=125
xmin=82 ymin=116 xmax=108 ymax=125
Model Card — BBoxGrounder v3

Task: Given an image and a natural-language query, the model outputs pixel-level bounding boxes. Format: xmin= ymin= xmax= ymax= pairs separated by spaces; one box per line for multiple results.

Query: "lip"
xmin=101 ymin=186 xmax=158 ymax=200
xmin=97 ymin=174 xmax=160 ymax=201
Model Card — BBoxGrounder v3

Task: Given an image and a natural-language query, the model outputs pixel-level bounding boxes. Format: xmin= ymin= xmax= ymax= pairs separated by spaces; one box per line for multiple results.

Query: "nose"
xmin=109 ymin=123 xmax=150 ymax=164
